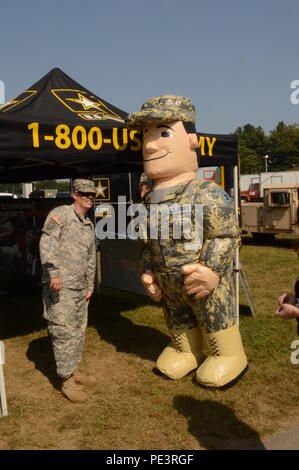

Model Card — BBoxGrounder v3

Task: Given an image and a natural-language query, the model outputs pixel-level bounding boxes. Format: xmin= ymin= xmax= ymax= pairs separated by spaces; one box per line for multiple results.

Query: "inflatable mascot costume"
xmin=126 ymin=95 xmax=247 ymax=388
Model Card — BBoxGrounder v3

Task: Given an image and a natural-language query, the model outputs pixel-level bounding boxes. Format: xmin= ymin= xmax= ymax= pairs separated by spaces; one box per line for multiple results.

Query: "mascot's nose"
xmin=143 ymin=138 xmax=160 ymax=155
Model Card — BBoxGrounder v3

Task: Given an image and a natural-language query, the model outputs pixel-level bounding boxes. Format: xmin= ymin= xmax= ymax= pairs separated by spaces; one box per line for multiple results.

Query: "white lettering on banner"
xmin=290 ymin=80 xmax=299 ymax=105
xmin=0 ymin=80 xmax=5 ymax=105
xmin=290 ymin=339 xmax=299 ymax=365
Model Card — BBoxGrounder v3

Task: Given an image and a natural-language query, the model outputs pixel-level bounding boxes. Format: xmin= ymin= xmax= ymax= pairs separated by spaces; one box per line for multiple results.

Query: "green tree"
xmin=236 ymin=124 xmax=269 ymax=174
xmin=268 ymin=122 xmax=299 ymax=171
xmin=238 ymin=142 xmax=263 ymax=174
xmin=33 ymin=180 xmax=70 ymax=191
xmin=0 ymin=183 xmax=22 ymax=195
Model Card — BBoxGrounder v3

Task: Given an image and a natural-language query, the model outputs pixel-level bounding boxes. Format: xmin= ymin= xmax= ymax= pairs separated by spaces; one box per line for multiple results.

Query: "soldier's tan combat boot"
xmin=156 ymin=325 xmax=206 ymax=379
xmin=61 ymin=375 xmax=88 ymax=403
xmin=73 ymin=370 xmax=96 ymax=386
xmin=196 ymin=324 xmax=248 ymax=388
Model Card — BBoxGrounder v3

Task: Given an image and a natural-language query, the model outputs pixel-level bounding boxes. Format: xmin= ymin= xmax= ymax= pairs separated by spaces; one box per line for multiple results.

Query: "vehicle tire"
xmin=252 ymin=233 xmax=275 ymax=242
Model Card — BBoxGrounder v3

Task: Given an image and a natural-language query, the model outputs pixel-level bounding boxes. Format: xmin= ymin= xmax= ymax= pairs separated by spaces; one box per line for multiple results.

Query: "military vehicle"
xmin=241 ymin=184 xmax=299 ymax=237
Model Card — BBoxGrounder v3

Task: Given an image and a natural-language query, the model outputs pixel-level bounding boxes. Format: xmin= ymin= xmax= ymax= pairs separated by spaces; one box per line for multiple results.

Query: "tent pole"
xmin=91 ymin=175 xmax=100 ymax=295
xmin=0 ymin=342 xmax=8 ymax=417
xmin=233 ymin=165 xmax=240 ymax=325
xmin=128 ymin=173 xmax=133 ymax=204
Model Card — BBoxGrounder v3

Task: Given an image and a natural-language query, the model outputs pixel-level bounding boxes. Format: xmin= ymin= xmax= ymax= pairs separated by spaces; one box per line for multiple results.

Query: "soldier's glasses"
xmin=77 ymin=191 xmax=95 ymax=198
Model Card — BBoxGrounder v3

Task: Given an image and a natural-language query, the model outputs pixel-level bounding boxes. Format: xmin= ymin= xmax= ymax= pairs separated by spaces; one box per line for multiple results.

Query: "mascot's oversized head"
xmin=126 ymin=95 xmax=199 ymax=182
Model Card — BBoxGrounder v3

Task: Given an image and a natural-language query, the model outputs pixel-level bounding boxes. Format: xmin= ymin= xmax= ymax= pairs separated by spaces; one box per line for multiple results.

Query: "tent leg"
xmin=0 ymin=342 xmax=8 ymax=417
xmin=91 ymin=175 xmax=100 ymax=295
xmin=239 ymin=262 xmax=256 ymax=318
xmin=233 ymin=165 xmax=240 ymax=325
xmin=234 ymin=249 xmax=240 ymax=326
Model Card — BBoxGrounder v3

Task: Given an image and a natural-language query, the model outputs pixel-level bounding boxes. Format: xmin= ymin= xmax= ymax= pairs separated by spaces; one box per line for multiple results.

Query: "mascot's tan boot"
xmin=73 ymin=370 xmax=96 ymax=386
xmin=61 ymin=375 xmax=88 ymax=403
xmin=156 ymin=325 xmax=206 ymax=380
xmin=196 ymin=324 xmax=248 ymax=388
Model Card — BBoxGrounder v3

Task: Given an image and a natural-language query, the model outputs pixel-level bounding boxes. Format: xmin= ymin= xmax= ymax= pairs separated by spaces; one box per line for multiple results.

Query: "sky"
xmin=0 ymin=0 xmax=298 ymax=134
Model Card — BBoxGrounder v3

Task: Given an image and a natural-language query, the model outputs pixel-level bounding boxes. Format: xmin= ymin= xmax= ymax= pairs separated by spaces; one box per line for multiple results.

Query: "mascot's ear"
xmin=188 ymin=133 xmax=198 ymax=150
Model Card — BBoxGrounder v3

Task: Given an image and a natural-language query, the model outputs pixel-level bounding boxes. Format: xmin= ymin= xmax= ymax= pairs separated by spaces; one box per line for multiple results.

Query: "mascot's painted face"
xmin=142 ymin=121 xmax=198 ymax=180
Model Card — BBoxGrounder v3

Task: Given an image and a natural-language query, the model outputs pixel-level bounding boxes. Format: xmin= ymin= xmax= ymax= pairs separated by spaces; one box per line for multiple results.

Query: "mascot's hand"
xmin=141 ymin=270 xmax=162 ymax=302
xmin=181 ymin=263 xmax=219 ymax=299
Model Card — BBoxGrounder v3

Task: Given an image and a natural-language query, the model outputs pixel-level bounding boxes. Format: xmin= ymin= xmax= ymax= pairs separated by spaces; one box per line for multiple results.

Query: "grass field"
xmin=0 ymin=235 xmax=298 ymax=450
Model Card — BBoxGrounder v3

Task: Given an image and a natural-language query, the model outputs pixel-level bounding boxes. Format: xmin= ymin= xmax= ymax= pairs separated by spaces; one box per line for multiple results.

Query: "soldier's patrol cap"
xmin=73 ymin=179 xmax=96 ymax=194
xmin=125 ymin=95 xmax=196 ymax=130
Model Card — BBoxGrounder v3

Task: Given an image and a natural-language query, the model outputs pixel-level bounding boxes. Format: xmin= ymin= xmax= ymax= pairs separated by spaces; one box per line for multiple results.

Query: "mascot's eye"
xmin=161 ymin=131 xmax=170 ymax=138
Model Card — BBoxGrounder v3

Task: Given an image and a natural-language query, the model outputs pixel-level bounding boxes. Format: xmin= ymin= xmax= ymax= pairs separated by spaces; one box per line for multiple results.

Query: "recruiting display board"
xmin=0 ymin=68 xmax=238 ymax=183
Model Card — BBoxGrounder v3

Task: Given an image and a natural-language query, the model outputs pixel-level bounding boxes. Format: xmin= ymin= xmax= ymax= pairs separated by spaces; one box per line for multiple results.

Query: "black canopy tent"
xmin=0 ymin=68 xmax=238 ymax=183
xmin=0 ymin=68 xmax=143 ymax=182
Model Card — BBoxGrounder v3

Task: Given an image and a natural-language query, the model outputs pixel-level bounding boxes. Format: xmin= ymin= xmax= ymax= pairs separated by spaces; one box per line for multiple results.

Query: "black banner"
xmin=0 ymin=68 xmax=238 ymax=183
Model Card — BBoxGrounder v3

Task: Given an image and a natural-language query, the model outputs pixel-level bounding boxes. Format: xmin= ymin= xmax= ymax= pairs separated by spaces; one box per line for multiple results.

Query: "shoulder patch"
xmin=47 ymin=221 xmax=56 ymax=231
xmin=43 ymin=214 xmax=62 ymax=235
xmin=51 ymin=214 xmax=61 ymax=225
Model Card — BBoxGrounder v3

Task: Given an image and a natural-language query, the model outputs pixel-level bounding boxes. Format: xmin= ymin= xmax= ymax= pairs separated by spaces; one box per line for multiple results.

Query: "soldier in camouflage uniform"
xmin=126 ymin=95 xmax=248 ymax=388
xmin=40 ymin=179 xmax=97 ymax=403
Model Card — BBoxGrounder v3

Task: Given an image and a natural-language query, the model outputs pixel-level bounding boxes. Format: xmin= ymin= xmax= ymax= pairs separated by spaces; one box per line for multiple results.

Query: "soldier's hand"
xmin=181 ymin=263 xmax=219 ymax=299
xmin=141 ymin=270 xmax=162 ymax=302
xmin=50 ymin=276 xmax=62 ymax=292
xmin=279 ymin=292 xmax=296 ymax=305
xmin=275 ymin=303 xmax=299 ymax=319
xmin=86 ymin=290 xmax=92 ymax=306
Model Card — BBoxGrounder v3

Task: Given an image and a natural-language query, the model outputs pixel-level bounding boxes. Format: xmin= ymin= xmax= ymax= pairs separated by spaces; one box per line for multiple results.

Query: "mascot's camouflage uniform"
xmin=126 ymin=95 xmax=247 ymax=388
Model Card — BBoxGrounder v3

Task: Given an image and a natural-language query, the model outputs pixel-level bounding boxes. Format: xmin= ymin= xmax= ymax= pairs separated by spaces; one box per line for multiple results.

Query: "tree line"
xmin=237 ymin=121 xmax=299 ymax=174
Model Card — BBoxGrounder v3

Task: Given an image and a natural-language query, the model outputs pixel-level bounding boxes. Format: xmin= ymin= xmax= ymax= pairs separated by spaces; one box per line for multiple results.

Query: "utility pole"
xmin=263 ymin=154 xmax=269 ymax=173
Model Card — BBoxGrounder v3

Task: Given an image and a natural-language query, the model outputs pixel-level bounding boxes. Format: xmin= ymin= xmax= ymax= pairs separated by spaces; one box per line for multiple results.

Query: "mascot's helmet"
xmin=125 ymin=95 xmax=196 ymax=130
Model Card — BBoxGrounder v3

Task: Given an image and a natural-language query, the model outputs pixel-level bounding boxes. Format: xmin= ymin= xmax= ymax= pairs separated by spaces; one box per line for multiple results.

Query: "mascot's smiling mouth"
xmin=144 ymin=152 xmax=169 ymax=162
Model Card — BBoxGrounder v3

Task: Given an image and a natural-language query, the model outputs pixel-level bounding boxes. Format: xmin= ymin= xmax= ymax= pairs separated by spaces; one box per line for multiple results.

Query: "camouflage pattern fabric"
xmin=125 ymin=95 xmax=196 ymax=130
xmin=40 ymin=203 xmax=96 ymax=378
xmin=40 ymin=204 xmax=96 ymax=291
xmin=140 ymin=178 xmax=240 ymax=334
xmin=73 ymin=179 xmax=96 ymax=194
xmin=42 ymin=286 xmax=88 ymax=378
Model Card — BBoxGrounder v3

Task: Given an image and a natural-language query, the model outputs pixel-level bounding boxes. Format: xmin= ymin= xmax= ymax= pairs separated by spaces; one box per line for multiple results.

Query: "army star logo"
xmin=96 ymin=181 xmax=107 ymax=198
xmin=67 ymin=93 xmax=104 ymax=111
xmin=0 ymin=90 xmax=37 ymax=112
xmin=51 ymin=89 xmax=124 ymax=122
xmin=94 ymin=178 xmax=110 ymax=201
